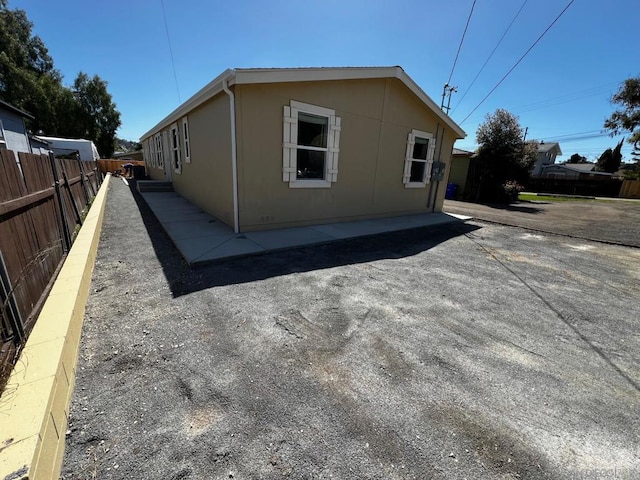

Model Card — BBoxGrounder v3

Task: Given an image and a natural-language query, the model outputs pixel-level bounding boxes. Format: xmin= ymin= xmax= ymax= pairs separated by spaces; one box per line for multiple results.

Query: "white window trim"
xmin=170 ymin=123 xmax=182 ymax=174
xmin=283 ymin=100 xmax=341 ymax=188
xmin=181 ymin=116 xmax=191 ymax=164
xmin=403 ymin=129 xmax=435 ymax=188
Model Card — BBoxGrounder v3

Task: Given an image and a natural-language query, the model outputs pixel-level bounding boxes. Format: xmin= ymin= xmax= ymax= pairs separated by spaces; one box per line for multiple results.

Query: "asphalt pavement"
xmin=62 ymin=179 xmax=640 ymax=479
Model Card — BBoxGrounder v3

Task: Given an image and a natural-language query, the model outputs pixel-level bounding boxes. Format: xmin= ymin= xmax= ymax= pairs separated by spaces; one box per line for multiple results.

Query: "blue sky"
xmin=12 ymin=0 xmax=639 ymax=161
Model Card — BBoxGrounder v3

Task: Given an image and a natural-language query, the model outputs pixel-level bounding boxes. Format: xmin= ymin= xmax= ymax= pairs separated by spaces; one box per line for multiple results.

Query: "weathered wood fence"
xmin=0 ymin=149 xmax=101 ymax=381
xmin=619 ymin=179 xmax=640 ymax=198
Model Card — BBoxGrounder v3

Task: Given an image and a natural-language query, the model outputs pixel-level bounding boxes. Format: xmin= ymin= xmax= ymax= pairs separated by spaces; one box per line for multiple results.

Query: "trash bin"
xmin=445 ymin=183 xmax=458 ymax=200
xmin=133 ymin=165 xmax=146 ymax=179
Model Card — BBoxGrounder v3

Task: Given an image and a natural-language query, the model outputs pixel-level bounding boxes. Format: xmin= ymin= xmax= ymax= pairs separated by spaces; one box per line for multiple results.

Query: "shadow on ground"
xmin=127 ymin=181 xmax=480 ymax=297
xmin=482 ymin=202 xmax=544 ymax=214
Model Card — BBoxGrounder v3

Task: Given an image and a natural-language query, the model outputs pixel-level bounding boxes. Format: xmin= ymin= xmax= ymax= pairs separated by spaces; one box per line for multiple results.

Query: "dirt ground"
xmin=62 ymin=181 xmax=640 ymax=479
xmin=443 ymin=199 xmax=640 ymax=247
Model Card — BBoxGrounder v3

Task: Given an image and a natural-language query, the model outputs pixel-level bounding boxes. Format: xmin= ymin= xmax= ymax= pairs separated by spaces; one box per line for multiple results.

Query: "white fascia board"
xmin=395 ymin=69 xmax=466 ymax=139
xmin=232 ymin=66 xmax=401 ymax=85
xmin=140 ymin=69 xmax=235 ymax=141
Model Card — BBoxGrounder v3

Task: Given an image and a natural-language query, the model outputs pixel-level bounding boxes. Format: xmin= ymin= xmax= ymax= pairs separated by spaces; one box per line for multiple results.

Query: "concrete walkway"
xmin=137 ymin=183 xmax=471 ymax=264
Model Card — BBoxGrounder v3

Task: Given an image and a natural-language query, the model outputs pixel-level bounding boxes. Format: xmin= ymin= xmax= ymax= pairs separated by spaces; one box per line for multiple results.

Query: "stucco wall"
xmin=235 ymin=78 xmax=457 ymax=231
xmin=448 ymin=155 xmax=471 ymax=199
xmin=147 ymin=94 xmax=235 ymax=226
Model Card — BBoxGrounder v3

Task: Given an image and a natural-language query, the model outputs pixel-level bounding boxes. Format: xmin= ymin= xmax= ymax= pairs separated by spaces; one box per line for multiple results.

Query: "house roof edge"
xmin=140 ymin=66 xmax=466 ymax=140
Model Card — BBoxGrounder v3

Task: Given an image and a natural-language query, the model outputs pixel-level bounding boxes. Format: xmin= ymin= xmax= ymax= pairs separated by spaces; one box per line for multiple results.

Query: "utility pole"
xmin=523 ymin=126 xmax=529 ymax=142
xmin=440 ymin=84 xmax=457 ymax=114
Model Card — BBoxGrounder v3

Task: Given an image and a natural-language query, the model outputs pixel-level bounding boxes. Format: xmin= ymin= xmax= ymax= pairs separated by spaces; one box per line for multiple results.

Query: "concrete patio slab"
xmin=138 ymin=189 xmax=471 ymax=264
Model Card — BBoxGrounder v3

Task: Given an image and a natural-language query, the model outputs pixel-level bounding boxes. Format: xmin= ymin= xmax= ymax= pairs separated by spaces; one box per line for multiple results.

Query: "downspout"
xmin=432 ymin=126 xmax=447 ymax=213
xmin=427 ymin=123 xmax=441 ymax=210
xmin=222 ymin=78 xmax=240 ymax=234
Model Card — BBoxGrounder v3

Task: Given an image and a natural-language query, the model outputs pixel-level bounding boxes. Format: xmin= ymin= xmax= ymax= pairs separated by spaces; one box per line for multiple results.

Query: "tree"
xmin=69 ymin=72 xmax=121 ymax=157
xmin=595 ymin=139 xmax=624 ymax=173
xmin=568 ymin=153 xmax=587 ymax=164
xmin=470 ymin=109 xmax=534 ymax=202
xmin=0 ymin=1 xmax=121 ymax=156
xmin=0 ymin=1 xmax=64 ymax=133
xmin=605 ymin=76 xmax=640 ymax=145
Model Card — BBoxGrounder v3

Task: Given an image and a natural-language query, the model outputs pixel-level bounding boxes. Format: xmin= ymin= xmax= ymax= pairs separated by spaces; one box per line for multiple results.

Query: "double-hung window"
xmin=170 ymin=123 xmax=181 ymax=173
xmin=283 ymin=101 xmax=341 ymax=188
xmin=403 ymin=129 xmax=435 ymax=188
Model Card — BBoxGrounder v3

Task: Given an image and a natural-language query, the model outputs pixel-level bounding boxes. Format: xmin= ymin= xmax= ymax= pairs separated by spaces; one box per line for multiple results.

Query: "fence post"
xmin=61 ymin=168 xmax=83 ymax=227
xmin=49 ymin=152 xmax=72 ymax=252
xmin=0 ymin=251 xmax=25 ymax=344
xmin=75 ymin=154 xmax=93 ymax=202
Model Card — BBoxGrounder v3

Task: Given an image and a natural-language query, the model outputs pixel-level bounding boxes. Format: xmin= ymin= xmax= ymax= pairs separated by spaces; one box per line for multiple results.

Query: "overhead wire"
xmin=160 ymin=0 xmax=181 ymax=104
xmin=451 ymin=0 xmax=528 ymax=114
xmin=459 ymin=0 xmax=576 ymax=125
xmin=447 ymin=0 xmax=477 ymax=85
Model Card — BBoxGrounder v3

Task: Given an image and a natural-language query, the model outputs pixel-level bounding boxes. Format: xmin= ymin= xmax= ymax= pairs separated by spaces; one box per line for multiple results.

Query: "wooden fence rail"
xmin=0 ymin=149 xmax=101 ymax=382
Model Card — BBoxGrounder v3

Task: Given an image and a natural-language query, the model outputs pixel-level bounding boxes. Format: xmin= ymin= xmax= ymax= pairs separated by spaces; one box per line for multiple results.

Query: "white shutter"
xmin=283 ymin=105 xmax=297 ymax=181
xmin=425 ymin=139 xmax=436 ymax=183
xmin=327 ymin=115 xmax=341 ymax=182
xmin=403 ymin=132 xmax=414 ymax=184
xmin=162 ymin=131 xmax=169 ymax=168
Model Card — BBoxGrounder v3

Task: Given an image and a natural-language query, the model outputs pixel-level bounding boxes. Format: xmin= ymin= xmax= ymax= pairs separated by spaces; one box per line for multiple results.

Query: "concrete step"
xmin=137 ymin=181 xmax=174 ymax=193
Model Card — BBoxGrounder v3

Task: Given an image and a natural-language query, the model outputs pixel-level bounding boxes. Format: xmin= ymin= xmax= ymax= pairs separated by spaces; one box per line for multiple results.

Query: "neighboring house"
xmin=446 ymin=147 xmax=474 ymax=199
xmin=140 ymin=66 xmax=466 ymax=233
xmin=36 ymin=136 xmax=101 ymax=161
xmin=540 ymin=163 xmax=612 ymax=179
xmin=29 ymin=135 xmax=51 ymax=156
xmin=0 ymin=99 xmax=34 ymax=159
xmin=531 ymin=142 xmax=562 ymax=176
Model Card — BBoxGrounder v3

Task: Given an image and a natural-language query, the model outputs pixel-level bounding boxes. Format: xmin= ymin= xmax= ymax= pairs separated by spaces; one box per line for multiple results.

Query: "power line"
xmin=459 ymin=81 xmax=619 ymax=125
xmin=452 ymin=0 xmax=528 ymax=114
xmin=160 ymin=0 xmax=181 ymax=104
xmin=447 ymin=0 xmax=477 ymax=85
xmin=459 ymin=0 xmax=576 ymax=125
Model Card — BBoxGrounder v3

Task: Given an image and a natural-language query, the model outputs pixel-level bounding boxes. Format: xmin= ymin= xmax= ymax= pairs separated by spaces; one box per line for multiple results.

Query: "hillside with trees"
xmin=0 ymin=0 xmax=121 ymax=156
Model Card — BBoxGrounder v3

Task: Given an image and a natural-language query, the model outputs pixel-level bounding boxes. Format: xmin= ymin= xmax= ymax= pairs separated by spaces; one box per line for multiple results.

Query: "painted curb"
xmin=0 ymin=174 xmax=111 ymax=480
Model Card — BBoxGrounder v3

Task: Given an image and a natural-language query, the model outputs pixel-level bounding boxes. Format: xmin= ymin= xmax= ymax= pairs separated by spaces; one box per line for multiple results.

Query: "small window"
xmin=170 ymin=123 xmax=181 ymax=173
xmin=182 ymin=117 xmax=190 ymax=163
xmin=283 ymin=101 xmax=341 ymax=188
xmin=403 ymin=129 xmax=435 ymax=188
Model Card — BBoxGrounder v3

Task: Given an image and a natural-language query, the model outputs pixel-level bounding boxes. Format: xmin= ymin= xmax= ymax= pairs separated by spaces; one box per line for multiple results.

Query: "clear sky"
xmin=12 ymin=0 xmax=639 ymax=161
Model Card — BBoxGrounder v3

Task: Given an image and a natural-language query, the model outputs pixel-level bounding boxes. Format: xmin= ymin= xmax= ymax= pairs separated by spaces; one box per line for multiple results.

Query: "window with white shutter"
xmin=182 ymin=117 xmax=191 ymax=163
xmin=170 ymin=123 xmax=182 ymax=174
xmin=154 ymin=132 xmax=165 ymax=168
xmin=403 ymin=129 xmax=435 ymax=188
xmin=283 ymin=100 xmax=340 ymax=188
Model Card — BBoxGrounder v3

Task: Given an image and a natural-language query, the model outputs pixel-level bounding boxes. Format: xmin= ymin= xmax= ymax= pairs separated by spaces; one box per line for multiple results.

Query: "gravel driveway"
xmin=62 ymin=180 xmax=640 ymax=479
xmin=443 ymin=198 xmax=640 ymax=247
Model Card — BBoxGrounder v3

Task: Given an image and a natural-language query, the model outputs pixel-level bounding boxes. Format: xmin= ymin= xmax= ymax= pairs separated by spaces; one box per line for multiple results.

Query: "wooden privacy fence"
xmin=0 ymin=149 xmax=101 ymax=379
xmin=97 ymin=159 xmax=146 ymax=175
xmin=619 ymin=179 xmax=640 ymax=198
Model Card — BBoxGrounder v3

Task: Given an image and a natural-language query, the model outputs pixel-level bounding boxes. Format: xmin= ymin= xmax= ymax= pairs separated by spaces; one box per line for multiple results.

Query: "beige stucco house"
xmin=140 ymin=67 xmax=466 ymax=233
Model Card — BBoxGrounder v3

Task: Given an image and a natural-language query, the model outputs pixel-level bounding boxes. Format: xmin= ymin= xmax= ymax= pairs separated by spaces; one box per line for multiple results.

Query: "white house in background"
xmin=531 ymin=142 xmax=562 ymax=176
xmin=36 ymin=136 xmax=100 ymax=161
xmin=540 ymin=163 xmax=612 ymax=179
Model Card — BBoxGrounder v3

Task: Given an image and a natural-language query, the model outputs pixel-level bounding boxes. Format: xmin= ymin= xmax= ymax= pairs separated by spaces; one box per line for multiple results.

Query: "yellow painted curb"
xmin=0 ymin=174 xmax=111 ymax=480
